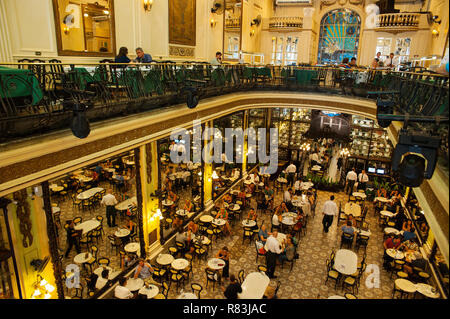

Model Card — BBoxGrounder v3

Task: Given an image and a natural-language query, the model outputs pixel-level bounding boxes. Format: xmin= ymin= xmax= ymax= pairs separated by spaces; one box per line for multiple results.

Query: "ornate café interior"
xmin=0 ymin=0 xmax=448 ymax=301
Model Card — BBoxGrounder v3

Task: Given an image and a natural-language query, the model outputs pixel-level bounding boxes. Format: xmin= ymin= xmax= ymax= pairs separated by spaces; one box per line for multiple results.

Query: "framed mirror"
xmin=223 ymin=0 xmax=242 ymax=61
xmin=52 ymin=0 xmax=116 ymax=57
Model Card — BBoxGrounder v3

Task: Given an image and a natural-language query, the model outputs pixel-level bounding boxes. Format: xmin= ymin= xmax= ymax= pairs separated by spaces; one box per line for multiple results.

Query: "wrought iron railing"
xmin=0 ymin=62 xmax=448 ymax=171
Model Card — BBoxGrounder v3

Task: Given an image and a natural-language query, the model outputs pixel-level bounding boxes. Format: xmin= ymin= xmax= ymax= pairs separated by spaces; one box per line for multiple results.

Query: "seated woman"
xmin=223 ymin=193 xmax=232 ymax=204
xmin=216 ymin=207 xmax=232 ymax=236
xmin=172 ymin=216 xmax=183 ymax=229
xmin=275 ymin=202 xmax=289 ymax=215
xmin=402 ymin=219 xmax=413 ymax=232
xmin=272 ymin=210 xmax=282 ymax=229
xmin=278 ymin=237 xmax=295 ymax=263
xmin=292 ymin=209 xmax=305 ymax=232
xmin=246 ymin=208 xmax=258 ymax=230
xmin=187 ymin=221 xmax=198 ymax=234
xmin=347 ymin=215 xmax=357 ymax=227
xmin=376 ymin=187 xmax=387 ymax=198
xmin=183 ymin=199 xmax=193 ymax=212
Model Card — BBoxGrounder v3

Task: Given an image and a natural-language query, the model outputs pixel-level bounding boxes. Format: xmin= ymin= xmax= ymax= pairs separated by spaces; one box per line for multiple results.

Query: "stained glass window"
xmin=317 ymin=9 xmax=361 ymax=64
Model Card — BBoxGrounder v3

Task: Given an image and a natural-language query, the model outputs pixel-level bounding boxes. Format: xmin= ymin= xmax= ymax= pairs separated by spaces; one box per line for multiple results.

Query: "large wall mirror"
xmin=223 ymin=0 xmax=242 ymax=61
xmin=52 ymin=0 xmax=116 ymax=56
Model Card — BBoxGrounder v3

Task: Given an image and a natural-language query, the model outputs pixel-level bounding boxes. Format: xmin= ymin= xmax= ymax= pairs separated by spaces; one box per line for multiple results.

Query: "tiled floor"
xmin=55 ymin=175 xmax=398 ymax=299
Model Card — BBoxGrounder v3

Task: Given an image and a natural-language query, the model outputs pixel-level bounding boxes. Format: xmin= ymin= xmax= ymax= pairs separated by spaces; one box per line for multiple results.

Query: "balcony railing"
xmin=268 ymin=17 xmax=303 ymax=31
xmin=0 ymin=61 xmax=448 ymax=172
xmin=376 ymin=13 xmax=420 ymax=32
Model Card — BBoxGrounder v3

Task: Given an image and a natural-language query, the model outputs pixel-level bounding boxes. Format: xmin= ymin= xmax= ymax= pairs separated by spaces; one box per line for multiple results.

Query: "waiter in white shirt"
xmin=286 ymin=162 xmax=296 ymax=187
xmin=358 ymin=169 xmax=369 ymax=191
xmin=265 ymin=230 xmax=283 ymax=278
xmin=345 ymin=168 xmax=357 ymax=195
xmin=114 ymin=277 xmax=134 ymax=299
xmin=283 ymin=188 xmax=293 ymax=210
xmin=385 ymin=53 xmax=395 ymax=68
xmin=322 ymin=195 xmax=338 ymax=233
xmin=101 ymin=189 xmax=118 ymax=227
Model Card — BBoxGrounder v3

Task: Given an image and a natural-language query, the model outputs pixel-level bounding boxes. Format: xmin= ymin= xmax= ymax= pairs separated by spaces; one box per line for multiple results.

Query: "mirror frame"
xmin=52 ymin=0 xmax=117 ymax=57
xmin=222 ymin=0 xmax=243 ymax=62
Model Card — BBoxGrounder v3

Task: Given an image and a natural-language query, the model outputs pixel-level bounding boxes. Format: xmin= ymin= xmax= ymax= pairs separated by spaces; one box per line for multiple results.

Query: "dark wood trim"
xmin=133 ymin=147 xmax=146 ymax=258
xmin=51 ymin=0 xmax=116 ymax=57
xmin=41 ymin=181 xmax=65 ymax=299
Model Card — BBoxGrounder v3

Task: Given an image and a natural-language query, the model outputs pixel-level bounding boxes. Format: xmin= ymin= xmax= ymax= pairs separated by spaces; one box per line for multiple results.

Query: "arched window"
xmin=317 ymin=9 xmax=361 ymax=64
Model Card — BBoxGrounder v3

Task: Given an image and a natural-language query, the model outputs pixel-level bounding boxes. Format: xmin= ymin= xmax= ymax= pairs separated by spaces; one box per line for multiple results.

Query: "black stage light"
xmin=391 ymin=130 xmax=440 ymax=187
xmin=184 ymin=86 xmax=199 ymax=109
xmin=376 ymin=97 xmax=395 ymax=128
xmin=64 ymin=100 xmax=91 ymax=138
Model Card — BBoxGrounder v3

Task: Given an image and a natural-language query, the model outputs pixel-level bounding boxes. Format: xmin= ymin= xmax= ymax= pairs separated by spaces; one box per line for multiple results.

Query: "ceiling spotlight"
xmin=391 ymin=130 xmax=440 ymax=187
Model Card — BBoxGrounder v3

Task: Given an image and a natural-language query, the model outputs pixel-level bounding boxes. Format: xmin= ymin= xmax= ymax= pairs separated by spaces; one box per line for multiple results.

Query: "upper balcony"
xmin=375 ymin=12 xmax=426 ymax=33
xmin=266 ymin=16 xmax=303 ymax=32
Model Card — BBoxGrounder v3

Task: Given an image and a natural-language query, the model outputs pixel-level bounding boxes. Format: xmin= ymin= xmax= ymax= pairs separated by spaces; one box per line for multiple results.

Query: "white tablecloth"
xmin=199 ymin=215 xmax=213 ymax=223
xmin=334 ymin=249 xmax=357 ymax=275
xmin=115 ymin=196 xmax=137 ymax=211
xmin=139 ymin=285 xmax=159 ymax=299
xmin=74 ymin=219 xmax=100 ymax=236
xmin=212 ymin=218 xmax=226 ymax=226
xmin=156 ymin=254 xmax=174 ymax=266
xmin=238 ymin=272 xmax=270 ymax=299
xmin=77 ymin=187 xmax=104 ymax=200
xmin=207 ymin=258 xmax=226 ymax=270
xmin=177 ymin=292 xmax=198 ymax=299
xmin=115 ymin=228 xmax=131 ymax=238
xmin=125 ymin=278 xmax=144 ymax=291
xmin=171 ymin=258 xmax=189 ymax=270
xmin=74 ymin=253 xmax=92 ymax=264
xmin=242 ymin=220 xmax=256 ymax=227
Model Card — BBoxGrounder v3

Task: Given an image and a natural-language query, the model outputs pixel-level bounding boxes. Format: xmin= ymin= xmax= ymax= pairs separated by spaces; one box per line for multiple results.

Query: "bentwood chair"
xmin=191 ymin=283 xmax=203 ymax=299
xmin=154 ymin=282 xmax=169 ymax=299
xmin=205 ymin=268 xmax=218 ymax=290
xmin=169 ymin=269 xmax=184 ymax=293
xmin=152 ymin=265 xmax=167 ymax=283
xmin=325 ymin=259 xmax=340 ymax=290
xmin=97 ymin=257 xmax=110 ymax=267
xmin=238 ymin=269 xmax=245 ymax=285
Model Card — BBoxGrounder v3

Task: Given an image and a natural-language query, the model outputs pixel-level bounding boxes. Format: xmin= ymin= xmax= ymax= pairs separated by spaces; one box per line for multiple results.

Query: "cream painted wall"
xmin=0 ymin=0 xmax=445 ymax=64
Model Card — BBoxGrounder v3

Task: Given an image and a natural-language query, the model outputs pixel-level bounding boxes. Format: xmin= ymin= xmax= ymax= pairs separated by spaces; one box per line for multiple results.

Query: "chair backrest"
xmin=191 ymin=283 xmax=203 ymax=297
xmin=205 ymin=268 xmax=216 ymax=280
xmin=238 ymin=269 xmax=245 ymax=284
xmin=73 ymin=217 xmax=82 ymax=225
xmin=162 ymin=282 xmax=169 ymax=296
xmin=98 ymin=257 xmax=110 ymax=266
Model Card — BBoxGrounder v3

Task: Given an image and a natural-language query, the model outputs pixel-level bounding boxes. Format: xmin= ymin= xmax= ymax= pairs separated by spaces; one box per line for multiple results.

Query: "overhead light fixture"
xmin=432 ymin=28 xmax=439 ymax=36
xmin=84 ymin=13 xmax=89 ymax=17
xmin=143 ymin=0 xmax=153 ymax=12
xmin=103 ymin=10 xmax=110 ymax=15
xmin=391 ymin=130 xmax=440 ymax=187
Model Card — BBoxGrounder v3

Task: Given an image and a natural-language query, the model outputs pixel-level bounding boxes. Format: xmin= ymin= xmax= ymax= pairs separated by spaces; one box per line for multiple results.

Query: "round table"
xmin=334 ymin=249 xmax=357 ymax=275
xmin=375 ymin=197 xmax=391 ymax=203
xmin=281 ymin=216 xmax=297 ymax=226
xmin=381 ymin=210 xmax=395 ymax=218
xmin=124 ymin=242 xmax=140 ymax=254
xmin=75 ymin=219 xmax=100 ymax=236
xmin=212 ymin=218 xmax=226 ymax=226
xmin=171 ymin=258 xmax=189 ymax=270
xmin=74 ymin=252 xmax=92 ymax=264
xmin=138 ymin=285 xmax=159 ymax=299
xmin=328 ymin=295 xmax=346 ymax=299
xmin=353 ymin=192 xmax=367 ymax=199
xmin=156 ymin=254 xmax=174 ymax=266
xmin=384 ymin=227 xmax=401 ymax=235
xmin=176 ymin=209 xmax=189 ymax=217
xmin=242 ymin=219 xmax=256 ymax=227
xmin=50 ymin=186 xmax=64 ymax=192
xmin=415 ymin=283 xmax=440 ymax=299
xmin=177 ymin=292 xmax=198 ymax=299
xmin=386 ymin=249 xmax=404 ymax=259
xmin=395 ymin=279 xmax=416 ymax=293
xmin=192 ymin=234 xmax=211 ymax=245
xmin=115 ymin=228 xmax=131 ymax=238
xmin=125 ymin=278 xmax=144 ymax=292
xmin=344 ymin=203 xmax=361 ymax=217
xmin=199 ymin=215 xmax=213 ymax=223
xmin=208 ymin=258 xmax=226 ymax=270
xmin=162 ymin=200 xmax=174 ymax=206
xmin=229 ymin=204 xmax=240 ymax=211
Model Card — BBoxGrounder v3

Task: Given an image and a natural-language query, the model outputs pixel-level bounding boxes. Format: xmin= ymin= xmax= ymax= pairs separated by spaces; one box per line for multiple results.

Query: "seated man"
xmin=402 ymin=227 xmax=417 ymax=242
xmin=95 ymin=269 xmax=110 ymax=290
xmin=341 ymin=221 xmax=354 ymax=235
xmin=258 ymin=225 xmax=270 ymax=243
xmin=133 ymin=259 xmax=154 ymax=280
xmin=114 ymin=277 xmax=134 ymax=299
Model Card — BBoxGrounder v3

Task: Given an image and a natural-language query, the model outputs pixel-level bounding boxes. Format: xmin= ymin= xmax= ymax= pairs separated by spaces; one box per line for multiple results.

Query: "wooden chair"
xmin=191 ymin=283 xmax=203 ymax=299
xmin=205 ymin=268 xmax=218 ymax=290
xmin=238 ymin=269 xmax=245 ymax=285
xmin=154 ymin=282 xmax=169 ymax=299
xmin=325 ymin=259 xmax=340 ymax=290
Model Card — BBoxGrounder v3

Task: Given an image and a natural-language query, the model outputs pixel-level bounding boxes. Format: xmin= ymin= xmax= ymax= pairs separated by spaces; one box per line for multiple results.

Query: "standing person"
xmin=216 ymin=246 xmax=230 ymax=280
xmin=134 ymin=47 xmax=152 ymax=63
xmin=283 ymin=188 xmax=293 ymax=211
xmin=64 ymin=220 xmax=81 ymax=258
xmin=385 ymin=53 xmax=395 ymax=68
xmin=101 ymin=189 xmax=118 ymax=227
xmin=286 ymin=162 xmax=296 ymax=187
xmin=322 ymin=195 xmax=338 ymax=233
xmin=210 ymin=51 xmax=222 ymax=65
xmin=265 ymin=230 xmax=282 ymax=278
xmin=358 ymin=170 xmax=369 ymax=191
xmin=345 ymin=168 xmax=357 ymax=195
xmin=222 ymin=274 xmax=242 ymax=299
